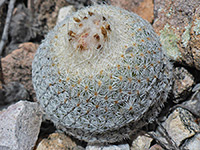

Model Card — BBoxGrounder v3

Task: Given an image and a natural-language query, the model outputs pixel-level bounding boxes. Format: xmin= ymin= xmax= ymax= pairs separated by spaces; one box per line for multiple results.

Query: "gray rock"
xmin=0 ymin=100 xmax=43 ymax=150
xmin=86 ymin=144 xmax=130 ymax=150
xmin=181 ymin=133 xmax=200 ymax=150
xmin=131 ymin=134 xmax=152 ymax=150
xmin=9 ymin=4 xmax=36 ymax=44
xmin=173 ymin=67 xmax=194 ymax=102
xmin=181 ymin=85 xmax=200 ymax=118
xmin=1 ymin=82 xmax=30 ymax=105
xmin=157 ymin=107 xmax=200 ymax=146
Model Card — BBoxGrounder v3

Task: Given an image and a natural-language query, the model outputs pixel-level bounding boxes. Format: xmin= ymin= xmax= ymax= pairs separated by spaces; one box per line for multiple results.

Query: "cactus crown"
xmin=32 ymin=5 xmax=173 ymax=144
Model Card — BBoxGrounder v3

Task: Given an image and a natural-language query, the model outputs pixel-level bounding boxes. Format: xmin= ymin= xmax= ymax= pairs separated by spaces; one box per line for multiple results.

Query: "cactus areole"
xmin=32 ymin=5 xmax=173 ymax=143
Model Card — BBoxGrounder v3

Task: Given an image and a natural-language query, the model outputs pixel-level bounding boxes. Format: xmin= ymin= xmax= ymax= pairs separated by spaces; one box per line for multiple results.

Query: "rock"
xmin=180 ymin=84 xmax=200 ymax=119
xmin=57 ymin=6 xmax=76 ymax=24
xmin=0 ymin=82 xmax=29 ymax=110
xmin=36 ymin=132 xmax=83 ymax=150
xmin=131 ymin=134 xmax=152 ymax=150
xmin=110 ymin=0 xmax=154 ymax=23
xmin=1 ymin=42 xmax=38 ymax=101
xmin=173 ymin=67 xmax=194 ymax=102
xmin=157 ymin=107 xmax=200 ymax=146
xmin=86 ymin=144 xmax=130 ymax=150
xmin=181 ymin=133 xmax=200 ymax=150
xmin=65 ymin=0 xmax=110 ymax=9
xmin=4 ymin=4 xmax=40 ymax=56
xmin=10 ymin=4 xmax=36 ymax=43
xmin=34 ymin=0 xmax=69 ymax=32
xmin=149 ymin=144 xmax=164 ymax=150
xmin=153 ymin=0 xmax=200 ymax=70
xmin=190 ymin=7 xmax=200 ymax=70
xmin=0 ymin=101 xmax=42 ymax=150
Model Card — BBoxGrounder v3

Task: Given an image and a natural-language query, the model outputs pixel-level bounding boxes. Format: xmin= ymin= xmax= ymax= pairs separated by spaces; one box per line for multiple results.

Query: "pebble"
xmin=131 ymin=134 xmax=152 ymax=150
xmin=36 ymin=132 xmax=84 ymax=150
xmin=0 ymin=101 xmax=42 ymax=150
xmin=86 ymin=144 xmax=130 ymax=150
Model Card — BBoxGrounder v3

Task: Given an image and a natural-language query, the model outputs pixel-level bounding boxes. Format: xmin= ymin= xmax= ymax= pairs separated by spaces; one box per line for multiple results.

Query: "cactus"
xmin=32 ymin=5 xmax=173 ymax=144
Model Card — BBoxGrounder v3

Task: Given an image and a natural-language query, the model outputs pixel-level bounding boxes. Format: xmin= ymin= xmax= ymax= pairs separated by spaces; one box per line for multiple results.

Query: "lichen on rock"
xmin=159 ymin=24 xmax=182 ymax=61
xmin=153 ymin=0 xmax=200 ymax=70
xmin=32 ymin=4 xmax=173 ymax=144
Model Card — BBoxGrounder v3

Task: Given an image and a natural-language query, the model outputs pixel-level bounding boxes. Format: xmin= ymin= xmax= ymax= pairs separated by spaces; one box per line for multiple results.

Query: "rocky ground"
xmin=0 ymin=0 xmax=200 ymax=150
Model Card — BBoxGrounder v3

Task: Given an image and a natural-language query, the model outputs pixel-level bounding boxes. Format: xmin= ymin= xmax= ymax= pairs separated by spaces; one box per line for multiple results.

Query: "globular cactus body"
xmin=32 ymin=5 xmax=173 ymax=143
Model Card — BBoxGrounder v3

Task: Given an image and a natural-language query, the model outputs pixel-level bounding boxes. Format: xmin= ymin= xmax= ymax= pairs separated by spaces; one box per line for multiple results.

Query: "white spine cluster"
xmin=32 ymin=5 xmax=173 ymax=143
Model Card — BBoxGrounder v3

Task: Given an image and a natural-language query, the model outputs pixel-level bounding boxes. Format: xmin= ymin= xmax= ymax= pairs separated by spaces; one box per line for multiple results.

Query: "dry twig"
xmin=0 ymin=0 xmax=16 ymax=56
xmin=27 ymin=0 xmax=34 ymax=14
xmin=0 ymin=0 xmax=16 ymax=85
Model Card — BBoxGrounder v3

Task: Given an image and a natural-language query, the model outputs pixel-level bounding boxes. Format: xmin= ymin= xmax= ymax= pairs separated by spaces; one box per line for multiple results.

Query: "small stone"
xmin=1 ymin=42 xmax=38 ymax=101
xmin=110 ymin=0 xmax=154 ymax=23
xmin=173 ymin=67 xmax=194 ymax=102
xmin=36 ymin=132 xmax=83 ymax=150
xmin=131 ymin=134 xmax=152 ymax=150
xmin=0 ymin=101 xmax=42 ymax=150
xmin=57 ymin=6 xmax=76 ymax=24
xmin=157 ymin=107 xmax=200 ymax=146
xmin=149 ymin=144 xmax=164 ymax=150
xmin=153 ymin=0 xmax=200 ymax=70
xmin=86 ymin=144 xmax=130 ymax=150
xmin=181 ymin=133 xmax=200 ymax=150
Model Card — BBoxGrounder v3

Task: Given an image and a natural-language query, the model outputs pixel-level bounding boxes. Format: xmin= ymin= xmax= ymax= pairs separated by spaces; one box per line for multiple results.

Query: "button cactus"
xmin=32 ymin=5 xmax=173 ymax=144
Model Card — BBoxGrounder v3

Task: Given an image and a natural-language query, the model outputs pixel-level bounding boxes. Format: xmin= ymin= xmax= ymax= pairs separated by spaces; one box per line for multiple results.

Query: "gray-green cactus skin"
xmin=32 ymin=5 xmax=173 ymax=144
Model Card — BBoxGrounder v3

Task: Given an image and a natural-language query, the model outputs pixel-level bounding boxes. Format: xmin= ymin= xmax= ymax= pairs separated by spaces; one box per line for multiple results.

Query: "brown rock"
xmin=110 ymin=0 xmax=154 ymax=23
xmin=153 ymin=0 xmax=200 ymax=70
xmin=34 ymin=0 xmax=69 ymax=32
xmin=190 ymin=7 xmax=200 ymax=70
xmin=36 ymin=133 xmax=83 ymax=150
xmin=1 ymin=42 xmax=38 ymax=101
